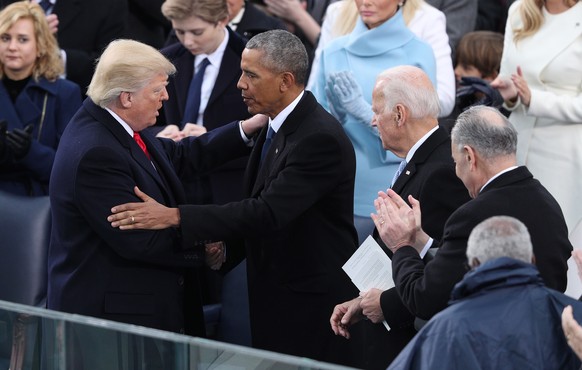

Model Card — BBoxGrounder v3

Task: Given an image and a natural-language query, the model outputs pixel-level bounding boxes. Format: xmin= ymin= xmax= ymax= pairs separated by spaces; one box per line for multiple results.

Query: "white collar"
xmin=105 ymin=107 xmax=134 ymax=136
xmin=268 ymin=91 xmax=305 ymax=134
xmin=195 ymin=28 xmax=229 ymax=68
xmin=405 ymin=125 xmax=439 ymax=163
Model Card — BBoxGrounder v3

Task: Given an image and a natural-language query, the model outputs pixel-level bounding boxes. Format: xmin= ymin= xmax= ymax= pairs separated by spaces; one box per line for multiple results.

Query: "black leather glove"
xmin=0 ymin=120 xmax=7 ymax=161
xmin=457 ymin=76 xmax=504 ymax=111
xmin=6 ymin=124 xmax=34 ymax=160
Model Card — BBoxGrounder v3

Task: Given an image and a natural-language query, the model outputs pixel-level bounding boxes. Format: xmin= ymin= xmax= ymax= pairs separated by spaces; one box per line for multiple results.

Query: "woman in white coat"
xmin=491 ymin=0 xmax=582 ymax=232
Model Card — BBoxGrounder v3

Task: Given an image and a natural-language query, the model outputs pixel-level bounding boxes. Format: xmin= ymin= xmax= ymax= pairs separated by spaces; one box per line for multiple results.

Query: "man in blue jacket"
xmin=389 ymin=215 xmax=582 ymax=370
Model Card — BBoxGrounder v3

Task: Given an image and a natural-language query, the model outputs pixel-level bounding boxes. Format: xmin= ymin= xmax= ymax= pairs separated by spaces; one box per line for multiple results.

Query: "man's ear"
xmin=464 ymin=145 xmax=477 ymax=170
xmin=395 ymin=104 xmax=407 ymax=126
xmin=279 ymin=72 xmax=295 ymax=92
xmin=120 ymin=91 xmax=132 ymax=108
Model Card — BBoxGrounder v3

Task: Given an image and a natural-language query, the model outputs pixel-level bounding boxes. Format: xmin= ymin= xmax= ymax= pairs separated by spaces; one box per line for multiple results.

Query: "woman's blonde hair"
xmin=513 ymin=0 xmax=579 ymax=42
xmin=333 ymin=0 xmax=423 ymax=37
xmin=161 ymin=0 xmax=229 ymax=23
xmin=0 ymin=1 xmax=63 ymax=81
xmin=87 ymin=39 xmax=176 ymax=108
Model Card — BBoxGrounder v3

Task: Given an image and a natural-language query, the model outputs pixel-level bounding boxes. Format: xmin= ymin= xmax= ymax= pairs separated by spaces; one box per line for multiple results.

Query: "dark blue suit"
xmin=0 ymin=77 xmax=81 ymax=196
xmin=48 ymin=98 xmax=250 ymax=335
xmin=157 ymin=28 xmax=251 ymax=205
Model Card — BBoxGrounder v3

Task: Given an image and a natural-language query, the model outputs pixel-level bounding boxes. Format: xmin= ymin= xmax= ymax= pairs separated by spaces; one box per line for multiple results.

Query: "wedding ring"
xmin=380 ymin=219 xmax=385 ymax=225
xmin=131 ymin=216 xmax=135 ymax=224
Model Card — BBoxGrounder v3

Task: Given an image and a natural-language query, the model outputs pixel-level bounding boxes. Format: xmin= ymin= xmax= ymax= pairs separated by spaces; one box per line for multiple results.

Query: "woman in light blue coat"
xmin=311 ymin=0 xmax=436 ymax=242
xmin=0 ymin=2 xmax=81 ymax=196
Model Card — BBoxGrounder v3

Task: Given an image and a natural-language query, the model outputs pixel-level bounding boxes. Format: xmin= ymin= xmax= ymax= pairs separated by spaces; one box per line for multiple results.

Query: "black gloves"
xmin=5 ymin=124 xmax=34 ymax=160
xmin=457 ymin=76 xmax=504 ymax=111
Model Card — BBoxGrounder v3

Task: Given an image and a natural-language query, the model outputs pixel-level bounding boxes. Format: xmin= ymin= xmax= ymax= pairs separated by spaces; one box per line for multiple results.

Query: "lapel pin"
xmin=405 ymin=170 xmax=410 ymax=175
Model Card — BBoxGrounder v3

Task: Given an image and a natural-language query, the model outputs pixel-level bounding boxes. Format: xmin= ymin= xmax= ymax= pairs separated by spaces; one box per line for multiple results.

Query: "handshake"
xmin=156 ymin=123 xmax=207 ymax=141
xmin=0 ymin=120 xmax=34 ymax=162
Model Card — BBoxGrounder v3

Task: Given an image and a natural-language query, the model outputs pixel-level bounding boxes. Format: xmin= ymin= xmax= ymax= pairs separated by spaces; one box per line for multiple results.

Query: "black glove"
xmin=0 ymin=120 xmax=7 ymax=161
xmin=457 ymin=76 xmax=504 ymax=111
xmin=6 ymin=124 xmax=34 ymax=160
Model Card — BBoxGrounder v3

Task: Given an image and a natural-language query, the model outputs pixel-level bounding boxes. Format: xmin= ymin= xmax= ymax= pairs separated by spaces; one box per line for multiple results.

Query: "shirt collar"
xmin=105 ymin=107 xmax=134 ymax=136
xmin=195 ymin=28 xmax=229 ymax=69
xmin=480 ymin=166 xmax=519 ymax=193
xmin=405 ymin=125 xmax=439 ymax=163
xmin=229 ymin=6 xmax=245 ymax=30
xmin=268 ymin=91 xmax=305 ymax=133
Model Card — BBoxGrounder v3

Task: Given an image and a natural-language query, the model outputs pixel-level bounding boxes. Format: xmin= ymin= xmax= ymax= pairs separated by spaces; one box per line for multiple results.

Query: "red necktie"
xmin=133 ymin=132 xmax=150 ymax=160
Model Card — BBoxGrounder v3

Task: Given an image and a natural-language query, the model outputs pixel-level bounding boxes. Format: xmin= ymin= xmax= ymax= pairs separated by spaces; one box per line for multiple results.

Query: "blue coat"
xmin=0 ymin=77 xmax=81 ymax=196
xmin=311 ymin=10 xmax=436 ymax=216
xmin=48 ymin=98 xmax=250 ymax=335
xmin=389 ymin=258 xmax=582 ymax=370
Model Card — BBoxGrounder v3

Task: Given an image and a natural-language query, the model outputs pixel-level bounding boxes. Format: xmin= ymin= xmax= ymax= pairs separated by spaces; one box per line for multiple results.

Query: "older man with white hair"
xmin=373 ymin=105 xmax=572 ymax=324
xmin=389 ymin=216 xmax=582 ymax=370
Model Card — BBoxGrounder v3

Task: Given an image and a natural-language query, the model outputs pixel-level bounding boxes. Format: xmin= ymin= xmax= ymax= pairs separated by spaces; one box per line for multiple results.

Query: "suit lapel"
xmin=206 ymin=32 xmax=243 ymax=129
xmin=0 ymin=84 xmax=25 ymax=129
xmin=173 ymin=51 xmax=195 ymax=121
xmin=392 ymin=126 xmax=449 ymax=192
xmin=140 ymin=133 xmax=185 ymax=206
xmin=247 ymin=92 xmax=315 ymax=197
xmin=84 ymin=99 xmax=172 ymax=197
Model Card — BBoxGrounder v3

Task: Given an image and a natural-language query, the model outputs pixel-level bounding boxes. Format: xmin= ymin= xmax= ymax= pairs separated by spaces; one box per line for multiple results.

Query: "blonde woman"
xmin=0 ymin=1 xmax=81 ymax=196
xmin=491 ymin=0 xmax=582 ymax=232
xmin=308 ymin=0 xmax=455 ymax=116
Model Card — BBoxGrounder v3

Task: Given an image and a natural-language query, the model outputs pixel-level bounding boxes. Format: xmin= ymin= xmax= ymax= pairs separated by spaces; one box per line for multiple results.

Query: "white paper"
xmin=342 ymin=235 xmax=394 ymax=330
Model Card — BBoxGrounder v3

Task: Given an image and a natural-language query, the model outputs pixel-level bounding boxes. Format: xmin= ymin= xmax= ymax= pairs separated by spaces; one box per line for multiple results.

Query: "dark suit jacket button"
xmin=178 ymin=276 xmax=184 ymax=286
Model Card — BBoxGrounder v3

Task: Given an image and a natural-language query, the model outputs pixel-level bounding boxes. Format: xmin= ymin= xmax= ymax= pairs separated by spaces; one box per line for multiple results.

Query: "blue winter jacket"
xmin=389 ymin=257 xmax=582 ymax=370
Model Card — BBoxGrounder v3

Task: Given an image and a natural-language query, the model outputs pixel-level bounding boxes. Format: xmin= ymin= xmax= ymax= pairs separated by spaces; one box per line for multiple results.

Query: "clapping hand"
xmin=329 ymin=71 xmax=373 ymax=125
xmin=6 ymin=124 xmax=34 ymax=160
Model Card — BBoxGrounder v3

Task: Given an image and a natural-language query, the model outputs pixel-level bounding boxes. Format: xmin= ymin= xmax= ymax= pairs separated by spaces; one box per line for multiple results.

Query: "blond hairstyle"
xmin=161 ymin=0 xmax=229 ymax=23
xmin=333 ymin=0 xmax=423 ymax=36
xmin=87 ymin=39 xmax=176 ymax=108
xmin=0 ymin=1 xmax=63 ymax=81
xmin=513 ymin=0 xmax=579 ymax=42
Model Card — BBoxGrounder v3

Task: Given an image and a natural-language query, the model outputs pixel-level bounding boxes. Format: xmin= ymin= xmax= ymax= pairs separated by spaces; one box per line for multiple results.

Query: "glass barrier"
xmin=0 ymin=300 xmax=356 ymax=370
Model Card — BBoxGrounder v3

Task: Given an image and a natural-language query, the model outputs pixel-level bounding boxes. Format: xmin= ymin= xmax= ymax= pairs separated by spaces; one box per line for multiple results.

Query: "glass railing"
xmin=0 ymin=300 xmax=356 ymax=370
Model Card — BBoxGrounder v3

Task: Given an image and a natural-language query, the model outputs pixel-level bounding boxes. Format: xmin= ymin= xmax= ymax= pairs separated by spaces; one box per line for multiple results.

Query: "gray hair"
xmin=87 ymin=39 xmax=176 ymax=108
xmin=245 ymin=29 xmax=308 ymax=86
xmin=467 ymin=216 xmax=533 ymax=265
xmin=376 ymin=66 xmax=440 ymax=119
xmin=451 ymin=106 xmax=517 ymax=160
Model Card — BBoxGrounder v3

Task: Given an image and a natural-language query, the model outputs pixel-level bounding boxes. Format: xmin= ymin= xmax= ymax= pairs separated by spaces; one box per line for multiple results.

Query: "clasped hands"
xmin=0 ymin=121 xmax=34 ymax=161
xmin=156 ymin=124 xmax=206 ymax=141
xmin=490 ymin=66 xmax=532 ymax=106
xmin=324 ymin=71 xmax=373 ymax=125
xmin=330 ymin=288 xmax=384 ymax=339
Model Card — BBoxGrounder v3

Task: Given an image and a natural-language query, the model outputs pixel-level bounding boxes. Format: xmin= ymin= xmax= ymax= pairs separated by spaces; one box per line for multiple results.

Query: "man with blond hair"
xmin=49 ymin=39 xmax=264 ymax=335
